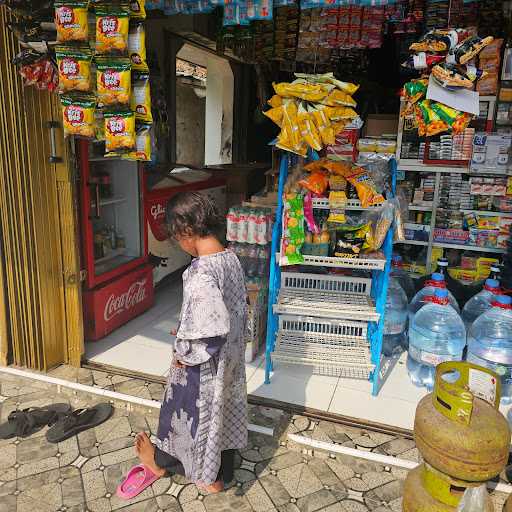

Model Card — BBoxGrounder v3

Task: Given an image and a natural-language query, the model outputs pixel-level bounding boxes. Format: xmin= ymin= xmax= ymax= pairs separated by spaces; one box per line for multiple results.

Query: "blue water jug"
xmin=461 ymin=278 xmax=500 ymax=329
xmin=383 ymin=277 xmax=408 ymax=356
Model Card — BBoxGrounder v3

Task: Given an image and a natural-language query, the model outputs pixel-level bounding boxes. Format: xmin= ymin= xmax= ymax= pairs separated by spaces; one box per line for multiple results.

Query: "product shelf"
xmin=265 ymin=154 xmax=396 ymax=396
xmin=395 ymin=239 xmax=429 ymax=247
xmin=431 ymin=242 xmax=506 ymax=253
xmin=272 ymin=315 xmax=374 ymax=380
xmin=311 ymin=198 xmax=382 ymax=210
xmin=408 ymin=205 xmax=433 ymax=211
xmin=276 ymin=252 xmax=386 ymax=271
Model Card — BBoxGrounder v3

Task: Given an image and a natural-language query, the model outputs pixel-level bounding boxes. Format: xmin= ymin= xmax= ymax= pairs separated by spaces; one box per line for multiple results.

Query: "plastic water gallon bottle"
xmin=467 ymin=295 xmax=512 ymax=405
xmin=407 ymin=289 xmax=466 ymax=390
xmin=461 ymin=278 xmax=501 ymax=329
xmin=408 ymin=273 xmax=460 ymax=327
xmin=383 ymin=277 xmax=408 ymax=357
xmin=391 ymin=255 xmax=416 ymax=301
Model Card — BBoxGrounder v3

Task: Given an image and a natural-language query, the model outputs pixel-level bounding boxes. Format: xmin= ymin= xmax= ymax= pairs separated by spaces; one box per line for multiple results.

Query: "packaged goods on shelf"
xmin=470 ymin=133 xmax=512 ymax=174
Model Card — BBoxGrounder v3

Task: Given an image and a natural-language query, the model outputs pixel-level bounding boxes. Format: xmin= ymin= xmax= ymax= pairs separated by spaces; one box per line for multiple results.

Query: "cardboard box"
xmin=363 ymin=114 xmax=399 ymax=137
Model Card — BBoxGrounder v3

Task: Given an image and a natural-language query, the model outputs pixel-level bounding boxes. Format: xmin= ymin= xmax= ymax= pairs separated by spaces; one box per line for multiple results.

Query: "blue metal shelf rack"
xmin=264 ymin=153 xmax=397 ymax=396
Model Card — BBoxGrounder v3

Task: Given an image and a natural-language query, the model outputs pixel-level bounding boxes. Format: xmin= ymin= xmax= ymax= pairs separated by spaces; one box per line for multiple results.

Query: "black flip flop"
xmin=0 ymin=403 xmax=72 ymax=440
xmin=46 ymin=403 xmax=113 ymax=443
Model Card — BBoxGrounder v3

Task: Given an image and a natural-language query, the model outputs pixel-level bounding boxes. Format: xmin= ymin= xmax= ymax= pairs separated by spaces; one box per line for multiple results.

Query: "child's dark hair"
xmin=166 ymin=191 xmax=224 ymax=239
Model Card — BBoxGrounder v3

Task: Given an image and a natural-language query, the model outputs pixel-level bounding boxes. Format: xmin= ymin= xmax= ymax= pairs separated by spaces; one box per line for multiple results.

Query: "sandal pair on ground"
xmin=0 ymin=402 xmax=113 ymax=443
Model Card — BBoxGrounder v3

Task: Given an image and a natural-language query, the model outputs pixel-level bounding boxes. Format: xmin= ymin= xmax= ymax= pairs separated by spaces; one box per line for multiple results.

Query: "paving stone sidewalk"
xmin=0 ymin=367 xmax=510 ymax=511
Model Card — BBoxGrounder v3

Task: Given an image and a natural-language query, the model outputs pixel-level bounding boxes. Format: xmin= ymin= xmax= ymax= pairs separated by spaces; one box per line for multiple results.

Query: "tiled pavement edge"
xmin=0 ymin=366 xmax=510 ymax=511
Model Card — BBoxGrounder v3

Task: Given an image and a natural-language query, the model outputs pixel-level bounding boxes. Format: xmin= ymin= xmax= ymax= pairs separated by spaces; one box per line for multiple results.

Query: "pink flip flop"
xmin=116 ymin=464 xmax=160 ymax=500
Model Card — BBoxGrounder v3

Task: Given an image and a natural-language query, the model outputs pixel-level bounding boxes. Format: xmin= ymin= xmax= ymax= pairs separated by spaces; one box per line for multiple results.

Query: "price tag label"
xmin=468 ymin=368 xmax=498 ymax=406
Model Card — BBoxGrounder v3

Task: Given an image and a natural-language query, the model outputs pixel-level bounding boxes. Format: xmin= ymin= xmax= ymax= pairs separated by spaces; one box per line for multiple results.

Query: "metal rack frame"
xmin=264 ymin=153 xmax=397 ymax=396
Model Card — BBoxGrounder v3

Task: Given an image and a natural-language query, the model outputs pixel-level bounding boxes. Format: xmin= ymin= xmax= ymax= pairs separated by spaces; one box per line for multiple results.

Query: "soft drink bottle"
xmin=461 ymin=278 xmax=501 ymax=329
xmin=407 ymin=288 xmax=466 ymax=390
xmin=467 ymin=295 xmax=512 ymax=405
xmin=408 ymin=272 xmax=460 ymax=327
xmin=382 ymin=277 xmax=408 ymax=356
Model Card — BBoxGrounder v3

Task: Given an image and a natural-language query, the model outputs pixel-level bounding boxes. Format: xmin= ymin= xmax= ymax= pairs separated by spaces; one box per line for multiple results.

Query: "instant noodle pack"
xmin=55 ymin=0 xmax=152 ymax=160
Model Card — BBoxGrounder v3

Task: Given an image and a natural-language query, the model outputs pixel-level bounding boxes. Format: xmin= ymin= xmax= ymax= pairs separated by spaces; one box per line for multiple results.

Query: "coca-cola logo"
xmin=104 ymin=279 xmax=147 ymax=322
xmin=150 ymin=203 xmax=165 ymax=220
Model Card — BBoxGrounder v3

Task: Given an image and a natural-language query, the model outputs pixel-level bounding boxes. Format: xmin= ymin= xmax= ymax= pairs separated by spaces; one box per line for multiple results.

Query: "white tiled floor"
xmin=88 ymin=281 xmax=512 ymax=432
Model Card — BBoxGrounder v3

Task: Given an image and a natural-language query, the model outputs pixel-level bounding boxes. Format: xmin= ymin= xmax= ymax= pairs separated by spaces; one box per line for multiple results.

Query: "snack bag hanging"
xmin=123 ymin=123 xmax=152 ymax=161
xmin=131 ymin=73 xmax=152 ymax=123
xmin=56 ymin=46 xmax=92 ymax=92
xmin=297 ymin=103 xmax=322 ymax=151
xmin=129 ymin=0 xmax=146 ymax=19
xmin=55 ymin=0 xmax=89 ymax=42
xmin=96 ymin=58 xmax=131 ymax=106
xmin=128 ymin=23 xmax=148 ymax=71
xmin=104 ymin=110 xmax=136 ymax=152
xmin=95 ymin=5 xmax=130 ymax=55
xmin=61 ymin=94 xmax=95 ymax=138
xmin=280 ymin=193 xmax=305 ymax=266
xmin=337 ymin=165 xmax=385 ymax=208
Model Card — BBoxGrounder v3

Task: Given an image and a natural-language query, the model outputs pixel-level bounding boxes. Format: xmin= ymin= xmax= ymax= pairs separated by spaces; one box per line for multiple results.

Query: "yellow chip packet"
xmin=273 ymin=81 xmax=330 ymax=102
xmin=321 ymin=89 xmax=357 ymax=108
xmin=56 ymin=46 xmax=92 ymax=92
xmin=55 ymin=0 xmax=89 ymax=42
xmin=128 ymin=23 xmax=148 ymax=71
xmin=297 ymin=103 xmax=322 ymax=151
xmin=123 ymin=123 xmax=151 ymax=161
xmin=130 ymin=73 xmax=152 ymax=123
xmin=104 ymin=110 xmax=136 ymax=152
xmin=96 ymin=58 xmax=131 ymax=106
xmin=263 ymin=106 xmax=283 ymax=127
xmin=61 ymin=94 xmax=95 ymax=138
xmin=267 ymin=94 xmax=282 ymax=108
xmin=95 ymin=5 xmax=129 ymax=55
xmin=129 ymin=0 xmax=146 ymax=19
xmin=308 ymin=105 xmax=335 ymax=146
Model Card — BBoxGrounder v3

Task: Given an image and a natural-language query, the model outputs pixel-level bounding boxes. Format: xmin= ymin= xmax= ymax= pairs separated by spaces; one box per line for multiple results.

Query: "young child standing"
xmin=121 ymin=192 xmax=248 ymax=497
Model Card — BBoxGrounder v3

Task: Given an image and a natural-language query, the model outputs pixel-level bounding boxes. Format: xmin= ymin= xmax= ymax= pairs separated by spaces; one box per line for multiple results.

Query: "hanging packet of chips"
xmin=129 ymin=0 xmax=146 ymax=19
xmin=123 ymin=123 xmax=152 ymax=160
xmin=55 ymin=0 xmax=89 ymax=42
xmin=104 ymin=110 xmax=136 ymax=152
xmin=308 ymin=105 xmax=335 ymax=146
xmin=273 ymin=81 xmax=331 ymax=102
xmin=321 ymin=89 xmax=357 ymax=107
xmin=61 ymin=94 xmax=95 ymax=138
xmin=128 ymin=22 xmax=148 ymax=71
xmin=131 ymin=72 xmax=152 ymax=122
xmin=95 ymin=4 xmax=130 ymax=55
xmin=56 ymin=46 xmax=92 ymax=92
xmin=297 ymin=103 xmax=322 ymax=151
xmin=280 ymin=193 xmax=305 ymax=266
xmin=336 ymin=165 xmax=385 ymax=208
xmin=96 ymin=57 xmax=131 ymax=106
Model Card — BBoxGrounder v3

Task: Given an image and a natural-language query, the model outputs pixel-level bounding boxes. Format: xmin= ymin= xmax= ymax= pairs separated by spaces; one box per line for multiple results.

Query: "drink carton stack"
xmin=226 ymin=205 xmax=273 ymax=362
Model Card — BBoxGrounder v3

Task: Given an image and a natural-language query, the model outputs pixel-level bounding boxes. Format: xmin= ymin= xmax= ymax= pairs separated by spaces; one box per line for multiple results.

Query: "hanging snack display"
xmin=61 ymin=94 xmax=96 ymax=137
xmin=128 ymin=22 xmax=148 ymax=71
xmin=55 ymin=0 xmax=89 ymax=42
xmin=400 ymin=26 xmax=494 ymax=139
xmin=131 ymin=72 xmax=152 ymax=122
xmin=55 ymin=46 xmax=92 ymax=92
xmin=104 ymin=110 xmax=136 ymax=153
xmin=13 ymin=49 xmax=58 ymax=90
xmin=96 ymin=57 xmax=131 ymax=106
xmin=95 ymin=4 xmax=130 ymax=55
xmin=264 ymin=72 xmax=359 ymax=156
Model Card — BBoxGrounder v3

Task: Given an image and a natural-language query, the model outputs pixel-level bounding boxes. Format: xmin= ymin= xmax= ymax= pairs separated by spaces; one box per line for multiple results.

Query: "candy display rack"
xmin=264 ymin=153 xmax=396 ymax=396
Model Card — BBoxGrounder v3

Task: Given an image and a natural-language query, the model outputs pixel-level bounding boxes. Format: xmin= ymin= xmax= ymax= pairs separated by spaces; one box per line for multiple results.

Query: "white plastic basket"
xmin=274 ymin=272 xmax=379 ymax=322
xmin=312 ymin=198 xmax=382 ymax=211
xmin=277 ymin=252 xmax=386 ymax=271
xmin=272 ymin=315 xmax=374 ymax=380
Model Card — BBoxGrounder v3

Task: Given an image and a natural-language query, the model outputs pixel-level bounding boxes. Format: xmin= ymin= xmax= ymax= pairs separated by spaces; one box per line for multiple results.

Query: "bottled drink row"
xmin=227 ymin=242 xmax=270 ymax=279
xmin=384 ymin=257 xmax=512 ymax=405
xmin=226 ymin=207 xmax=273 ymax=245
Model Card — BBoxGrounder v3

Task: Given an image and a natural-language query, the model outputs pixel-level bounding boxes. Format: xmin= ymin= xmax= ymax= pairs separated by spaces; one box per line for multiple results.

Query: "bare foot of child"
xmin=197 ymin=480 xmax=224 ymax=494
xmin=134 ymin=432 xmax=166 ymax=478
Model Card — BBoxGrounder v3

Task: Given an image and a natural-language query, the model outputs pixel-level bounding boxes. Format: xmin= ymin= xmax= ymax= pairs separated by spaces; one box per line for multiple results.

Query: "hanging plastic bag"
xmin=96 ymin=57 xmax=131 ymax=106
xmin=123 ymin=123 xmax=152 ymax=161
xmin=456 ymin=485 xmax=491 ymax=512
xmin=56 ymin=46 xmax=92 ymax=92
xmin=104 ymin=110 xmax=136 ymax=152
xmin=129 ymin=0 xmax=146 ymax=19
xmin=61 ymin=94 xmax=96 ymax=138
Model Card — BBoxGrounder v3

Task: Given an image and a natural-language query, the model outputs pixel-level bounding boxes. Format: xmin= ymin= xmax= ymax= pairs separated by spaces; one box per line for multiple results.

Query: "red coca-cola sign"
xmin=84 ymin=265 xmax=154 ymax=341
xmin=104 ymin=279 xmax=147 ymax=322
